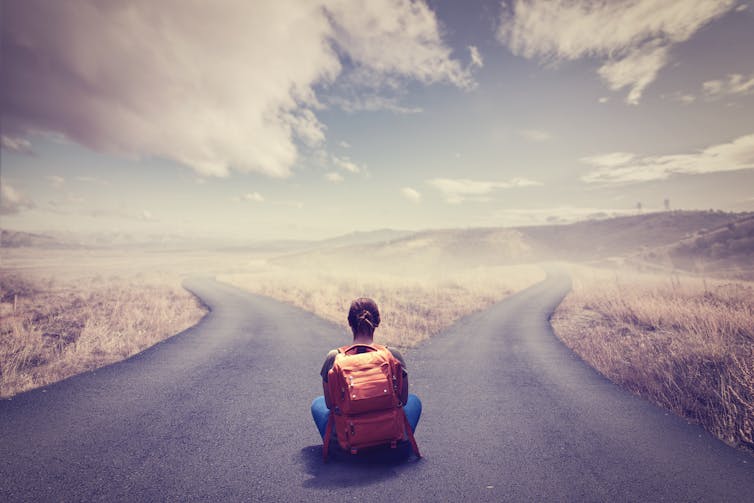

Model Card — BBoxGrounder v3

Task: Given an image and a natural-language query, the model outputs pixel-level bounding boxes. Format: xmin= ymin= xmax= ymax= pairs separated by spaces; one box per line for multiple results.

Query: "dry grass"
xmin=220 ymin=263 xmax=545 ymax=347
xmin=0 ymin=271 xmax=207 ymax=398
xmin=551 ymin=266 xmax=754 ymax=453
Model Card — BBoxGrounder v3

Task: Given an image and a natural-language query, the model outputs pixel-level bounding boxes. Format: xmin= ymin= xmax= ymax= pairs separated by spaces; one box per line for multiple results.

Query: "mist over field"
xmin=1 ymin=0 xmax=753 ymax=463
xmin=2 ymin=208 xmax=754 ymax=453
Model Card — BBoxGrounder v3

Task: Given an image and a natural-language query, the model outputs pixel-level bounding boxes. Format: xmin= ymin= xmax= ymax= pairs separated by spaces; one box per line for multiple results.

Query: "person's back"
xmin=311 ymin=297 xmax=421 ymax=459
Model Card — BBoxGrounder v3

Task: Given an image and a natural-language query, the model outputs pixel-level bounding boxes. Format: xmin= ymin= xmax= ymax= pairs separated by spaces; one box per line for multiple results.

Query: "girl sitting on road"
xmin=311 ymin=297 xmax=422 ymax=442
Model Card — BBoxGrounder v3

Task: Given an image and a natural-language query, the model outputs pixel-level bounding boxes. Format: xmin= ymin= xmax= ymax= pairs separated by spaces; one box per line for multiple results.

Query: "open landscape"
xmin=3 ymin=2 xmax=754 ymax=499
xmin=2 ymin=210 xmax=753 ymax=455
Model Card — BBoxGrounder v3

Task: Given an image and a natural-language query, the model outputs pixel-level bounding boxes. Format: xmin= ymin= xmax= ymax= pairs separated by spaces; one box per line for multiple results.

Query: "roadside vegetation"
xmin=0 ymin=272 xmax=207 ymax=398
xmin=551 ymin=266 xmax=754 ymax=454
xmin=221 ymin=264 xmax=544 ymax=347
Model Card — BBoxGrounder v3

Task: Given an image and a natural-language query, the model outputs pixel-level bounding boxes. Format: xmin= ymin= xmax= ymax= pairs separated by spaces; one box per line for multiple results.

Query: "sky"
xmin=1 ymin=0 xmax=754 ymax=242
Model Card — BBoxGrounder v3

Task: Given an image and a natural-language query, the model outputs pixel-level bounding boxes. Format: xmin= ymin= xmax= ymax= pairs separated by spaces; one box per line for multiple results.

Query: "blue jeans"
xmin=311 ymin=394 xmax=422 ymax=439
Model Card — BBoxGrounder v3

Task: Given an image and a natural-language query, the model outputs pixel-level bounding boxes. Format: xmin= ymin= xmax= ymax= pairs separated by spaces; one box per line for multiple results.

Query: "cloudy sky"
xmin=2 ymin=0 xmax=753 ymax=241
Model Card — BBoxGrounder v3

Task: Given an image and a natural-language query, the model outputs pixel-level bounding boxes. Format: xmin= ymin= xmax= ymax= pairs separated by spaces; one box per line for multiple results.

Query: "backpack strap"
xmin=339 ymin=343 xmax=381 ymax=355
xmin=322 ymin=412 xmax=334 ymax=462
xmin=402 ymin=408 xmax=421 ymax=458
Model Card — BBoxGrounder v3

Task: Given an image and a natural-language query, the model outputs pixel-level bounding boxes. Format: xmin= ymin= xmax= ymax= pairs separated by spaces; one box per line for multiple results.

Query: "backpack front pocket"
xmin=341 ymin=362 xmax=396 ymax=414
xmin=335 ymin=409 xmax=404 ymax=452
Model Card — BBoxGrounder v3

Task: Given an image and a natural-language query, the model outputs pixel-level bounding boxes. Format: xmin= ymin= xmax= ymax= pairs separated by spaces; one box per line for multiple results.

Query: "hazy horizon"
xmin=2 ymin=1 xmax=754 ymax=241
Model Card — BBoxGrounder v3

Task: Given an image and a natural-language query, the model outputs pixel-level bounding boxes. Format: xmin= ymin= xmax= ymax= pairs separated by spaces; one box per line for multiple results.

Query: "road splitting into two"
xmin=1 ymin=271 xmax=753 ymax=501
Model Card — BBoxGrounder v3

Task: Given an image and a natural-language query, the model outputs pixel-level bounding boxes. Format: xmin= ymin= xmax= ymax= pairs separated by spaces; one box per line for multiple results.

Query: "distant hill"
xmin=5 ymin=211 xmax=752 ymax=278
xmin=272 ymin=211 xmax=754 ymax=277
xmin=315 ymin=229 xmax=415 ymax=249
xmin=0 ymin=228 xmax=413 ymax=253
xmin=272 ymin=226 xmax=533 ymax=273
xmin=517 ymin=210 xmax=748 ymax=261
xmin=635 ymin=214 xmax=754 ymax=278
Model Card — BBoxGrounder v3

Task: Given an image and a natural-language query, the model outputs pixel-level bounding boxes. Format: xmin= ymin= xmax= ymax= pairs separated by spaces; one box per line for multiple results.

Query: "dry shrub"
xmin=0 ymin=272 xmax=207 ymax=398
xmin=551 ymin=266 xmax=754 ymax=453
xmin=220 ymin=264 xmax=544 ymax=347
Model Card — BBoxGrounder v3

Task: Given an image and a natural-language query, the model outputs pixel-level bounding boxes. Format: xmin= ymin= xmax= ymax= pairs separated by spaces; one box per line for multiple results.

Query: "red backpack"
xmin=322 ymin=343 xmax=420 ymax=460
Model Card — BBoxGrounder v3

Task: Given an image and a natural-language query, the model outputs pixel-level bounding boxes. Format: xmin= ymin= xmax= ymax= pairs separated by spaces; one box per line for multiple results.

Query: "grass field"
xmin=0 ymin=248 xmax=217 ymax=398
xmin=551 ymin=266 xmax=754 ymax=453
xmin=1 ymin=245 xmax=544 ymax=396
xmin=220 ymin=263 xmax=545 ymax=347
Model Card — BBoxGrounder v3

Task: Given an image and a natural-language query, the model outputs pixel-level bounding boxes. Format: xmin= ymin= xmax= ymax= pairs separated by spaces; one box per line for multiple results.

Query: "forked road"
xmin=1 ymin=271 xmax=753 ymax=501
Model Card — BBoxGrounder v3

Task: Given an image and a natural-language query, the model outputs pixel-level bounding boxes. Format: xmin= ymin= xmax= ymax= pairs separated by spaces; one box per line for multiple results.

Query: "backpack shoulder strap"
xmin=339 ymin=343 xmax=379 ymax=355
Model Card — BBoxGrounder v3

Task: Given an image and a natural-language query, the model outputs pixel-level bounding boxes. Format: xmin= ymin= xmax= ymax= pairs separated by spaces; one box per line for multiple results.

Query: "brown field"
xmin=551 ymin=266 xmax=754 ymax=453
xmin=220 ymin=263 xmax=545 ymax=347
xmin=0 ymin=269 xmax=207 ymax=398
xmin=0 ymin=247 xmax=244 ymax=398
xmin=0 ymin=246 xmax=545 ymax=396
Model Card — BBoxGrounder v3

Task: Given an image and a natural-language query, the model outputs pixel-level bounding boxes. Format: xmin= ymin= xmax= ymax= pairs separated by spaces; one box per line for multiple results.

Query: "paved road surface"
xmin=1 ymin=271 xmax=753 ymax=501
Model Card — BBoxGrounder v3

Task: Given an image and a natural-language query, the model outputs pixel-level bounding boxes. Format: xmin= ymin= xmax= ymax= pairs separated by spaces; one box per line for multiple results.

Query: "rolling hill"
xmin=635 ymin=214 xmax=754 ymax=278
xmin=272 ymin=210 xmax=754 ymax=277
xmin=5 ymin=211 xmax=752 ymax=277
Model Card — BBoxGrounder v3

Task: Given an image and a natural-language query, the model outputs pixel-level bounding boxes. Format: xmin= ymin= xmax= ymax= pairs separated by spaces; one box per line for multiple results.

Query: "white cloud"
xmin=703 ymin=80 xmax=724 ymax=95
xmin=581 ymin=133 xmax=754 ymax=183
xmin=326 ymin=0 xmax=475 ymax=90
xmin=332 ymin=155 xmax=363 ymax=173
xmin=327 ymin=94 xmax=423 ymax=114
xmin=469 ymin=45 xmax=484 ymax=68
xmin=401 ymin=187 xmax=422 ymax=203
xmin=598 ymin=97 xmax=609 ymax=104
xmin=141 ymin=210 xmax=155 ymax=221
xmin=284 ymin=109 xmax=327 ymax=148
xmin=239 ymin=192 xmax=265 ymax=203
xmin=2 ymin=0 xmax=471 ymax=178
xmin=596 ymin=41 xmax=669 ymax=105
xmin=325 ymin=172 xmax=344 ymax=183
xmin=672 ymin=93 xmax=697 ymax=104
xmin=323 ymin=0 xmax=482 ymax=114
xmin=581 ymin=152 xmax=636 ymax=168
xmin=519 ymin=129 xmax=552 ymax=142
xmin=1 ymin=135 xmax=33 ymax=154
xmin=498 ymin=0 xmax=736 ymax=104
xmin=428 ymin=177 xmax=541 ymax=204
xmin=703 ymin=73 xmax=754 ymax=98
xmin=1 ymin=183 xmax=35 ymax=214
xmin=339 ymin=140 xmax=351 ymax=149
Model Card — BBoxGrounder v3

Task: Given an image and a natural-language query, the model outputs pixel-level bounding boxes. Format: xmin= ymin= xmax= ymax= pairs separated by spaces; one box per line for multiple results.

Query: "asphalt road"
xmin=1 ymin=271 xmax=753 ymax=502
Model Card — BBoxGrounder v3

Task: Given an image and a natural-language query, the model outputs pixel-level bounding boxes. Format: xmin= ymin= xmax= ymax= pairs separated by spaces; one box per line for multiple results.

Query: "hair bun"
xmin=348 ymin=298 xmax=380 ymax=331
xmin=357 ymin=310 xmax=374 ymax=328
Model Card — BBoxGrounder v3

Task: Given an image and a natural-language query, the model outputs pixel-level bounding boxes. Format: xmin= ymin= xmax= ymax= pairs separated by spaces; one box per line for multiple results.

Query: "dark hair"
xmin=348 ymin=297 xmax=380 ymax=334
